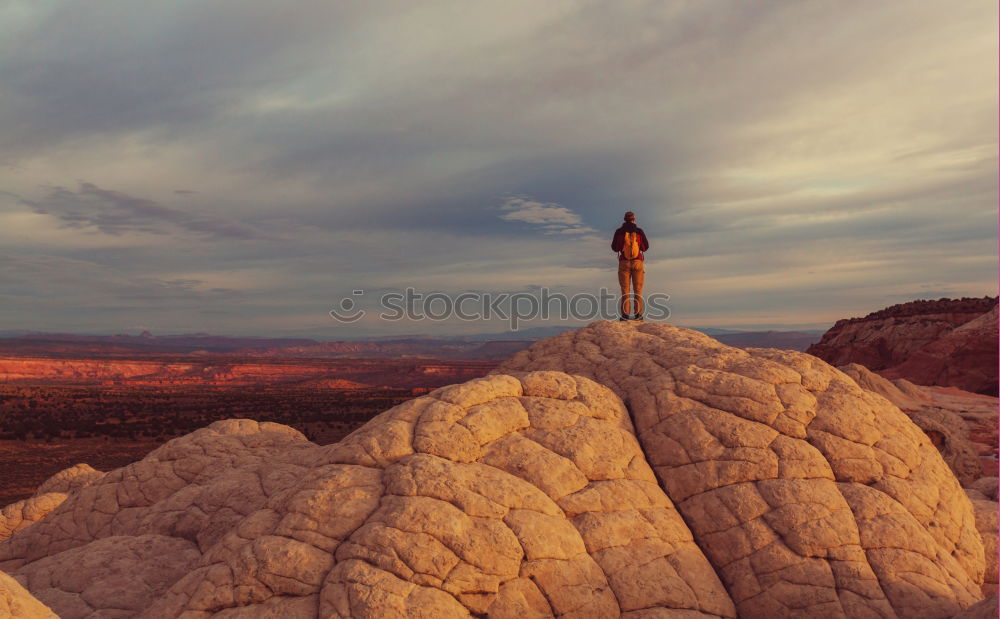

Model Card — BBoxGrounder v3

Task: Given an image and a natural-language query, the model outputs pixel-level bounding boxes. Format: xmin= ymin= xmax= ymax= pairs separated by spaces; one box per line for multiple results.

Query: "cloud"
xmin=498 ymin=196 xmax=598 ymax=236
xmin=15 ymin=182 xmax=268 ymax=240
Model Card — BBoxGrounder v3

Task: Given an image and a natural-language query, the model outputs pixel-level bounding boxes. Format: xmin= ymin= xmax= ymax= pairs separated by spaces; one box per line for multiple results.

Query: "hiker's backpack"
xmin=622 ymin=231 xmax=641 ymax=259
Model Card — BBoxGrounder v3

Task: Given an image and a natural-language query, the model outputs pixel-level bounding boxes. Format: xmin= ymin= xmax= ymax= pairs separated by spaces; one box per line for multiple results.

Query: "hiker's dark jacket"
xmin=611 ymin=223 xmax=650 ymax=261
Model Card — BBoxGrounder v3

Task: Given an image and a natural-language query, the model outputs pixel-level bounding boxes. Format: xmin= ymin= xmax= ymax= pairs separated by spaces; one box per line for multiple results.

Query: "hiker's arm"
xmin=640 ymin=230 xmax=650 ymax=251
xmin=611 ymin=230 xmax=624 ymax=252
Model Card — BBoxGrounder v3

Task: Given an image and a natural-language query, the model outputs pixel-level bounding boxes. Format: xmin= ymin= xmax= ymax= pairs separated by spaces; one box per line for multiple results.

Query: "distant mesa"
xmin=296 ymin=378 xmax=372 ymax=390
xmin=0 ymin=322 xmax=995 ymax=617
xmin=807 ymin=297 xmax=999 ymax=395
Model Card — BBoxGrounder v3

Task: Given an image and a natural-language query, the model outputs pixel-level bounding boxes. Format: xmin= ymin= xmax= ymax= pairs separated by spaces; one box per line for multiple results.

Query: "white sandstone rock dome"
xmin=0 ymin=321 xmax=991 ymax=618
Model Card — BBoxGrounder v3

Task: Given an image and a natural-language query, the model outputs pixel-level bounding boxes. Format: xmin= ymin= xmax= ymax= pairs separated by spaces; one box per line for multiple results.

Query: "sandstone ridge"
xmin=0 ymin=321 xmax=992 ymax=618
xmin=806 ymin=297 xmax=998 ymax=395
xmin=827 ymin=297 xmax=996 ymax=327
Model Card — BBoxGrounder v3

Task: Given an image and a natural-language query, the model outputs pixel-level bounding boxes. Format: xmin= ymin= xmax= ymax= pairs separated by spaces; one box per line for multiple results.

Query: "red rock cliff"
xmin=807 ymin=297 xmax=998 ymax=395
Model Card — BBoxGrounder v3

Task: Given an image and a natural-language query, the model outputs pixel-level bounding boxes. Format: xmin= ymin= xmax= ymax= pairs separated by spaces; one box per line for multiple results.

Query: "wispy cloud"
xmin=15 ymin=182 xmax=268 ymax=240
xmin=498 ymin=196 xmax=598 ymax=235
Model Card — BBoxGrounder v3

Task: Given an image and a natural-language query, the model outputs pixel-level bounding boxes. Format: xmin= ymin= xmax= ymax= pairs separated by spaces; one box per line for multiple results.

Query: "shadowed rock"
xmin=907 ymin=409 xmax=983 ymax=487
xmin=967 ymin=498 xmax=998 ymax=596
xmin=882 ymin=305 xmax=999 ymax=396
xmin=837 ymin=363 xmax=927 ymax=411
xmin=808 ymin=298 xmax=998 ymax=395
xmin=968 ymin=477 xmax=998 ymax=502
xmin=952 ymin=595 xmax=999 ymax=619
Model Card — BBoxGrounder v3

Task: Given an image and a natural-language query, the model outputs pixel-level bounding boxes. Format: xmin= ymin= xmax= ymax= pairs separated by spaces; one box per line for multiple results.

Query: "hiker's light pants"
xmin=618 ymin=259 xmax=645 ymax=317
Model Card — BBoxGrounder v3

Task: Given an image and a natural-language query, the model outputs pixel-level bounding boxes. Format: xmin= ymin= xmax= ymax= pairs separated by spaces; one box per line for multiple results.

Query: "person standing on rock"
xmin=611 ymin=211 xmax=649 ymax=321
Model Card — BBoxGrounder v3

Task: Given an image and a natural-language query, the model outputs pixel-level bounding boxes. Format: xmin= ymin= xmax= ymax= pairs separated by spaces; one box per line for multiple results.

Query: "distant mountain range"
xmin=0 ymin=331 xmax=317 ymax=354
xmin=0 ymin=326 xmax=823 ymax=359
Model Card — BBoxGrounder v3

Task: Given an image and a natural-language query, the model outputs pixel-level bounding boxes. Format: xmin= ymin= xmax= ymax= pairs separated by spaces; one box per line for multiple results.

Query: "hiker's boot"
xmin=618 ymin=315 xmax=629 ymax=322
xmin=633 ymin=314 xmax=644 ymax=321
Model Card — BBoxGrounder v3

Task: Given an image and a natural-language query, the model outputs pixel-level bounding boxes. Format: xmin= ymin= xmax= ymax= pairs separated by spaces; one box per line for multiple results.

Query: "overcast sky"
xmin=1 ymin=1 xmax=996 ymax=337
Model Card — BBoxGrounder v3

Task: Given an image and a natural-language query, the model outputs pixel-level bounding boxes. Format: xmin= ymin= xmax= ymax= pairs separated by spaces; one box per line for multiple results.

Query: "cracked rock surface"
xmin=0 ymin=493 xmax=68 ymax=543
xmin=837 ymin=364 xmax=985 ymax=487
xmin=0 ymin=463 xmax=106 ymax=543
xmin=498 ymin=321 xmax=987 ymax=618
xmin=0 ymin=370 xmax=735 ymax=618
xmin=0 ymin=321 xmax=991 ymax=618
